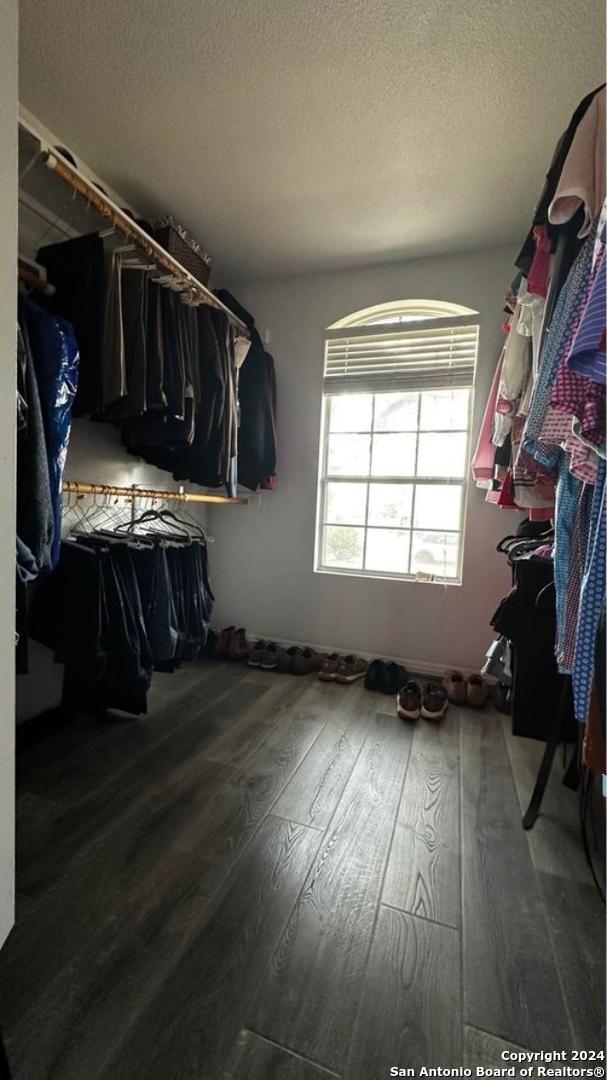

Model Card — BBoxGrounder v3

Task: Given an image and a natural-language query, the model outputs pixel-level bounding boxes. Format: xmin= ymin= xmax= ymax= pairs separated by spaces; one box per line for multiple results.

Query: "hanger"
xmin=174 ymin=503 xmax=215 ymax=543
xmin=535 ymin=581 xmax=556 ymax=610
xmin=115 ymin=505 xmax=193 ymax=542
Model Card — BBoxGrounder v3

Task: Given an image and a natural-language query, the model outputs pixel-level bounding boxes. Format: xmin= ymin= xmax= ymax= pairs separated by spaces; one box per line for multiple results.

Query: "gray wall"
xmin=0 ymin=0 xmax=18 ymax=949
xmin=209 ymin=245 xmax=516 ymax=674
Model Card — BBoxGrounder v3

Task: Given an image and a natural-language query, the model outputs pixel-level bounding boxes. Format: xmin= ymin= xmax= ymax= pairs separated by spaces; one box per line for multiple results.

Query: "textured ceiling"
xmin=19 ymin=0 xmax=605 ymax=280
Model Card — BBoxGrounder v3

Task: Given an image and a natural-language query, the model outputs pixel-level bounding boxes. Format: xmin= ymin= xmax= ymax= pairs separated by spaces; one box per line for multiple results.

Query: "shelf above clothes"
xmin=18 ymin=116 xmax=250 ymax=340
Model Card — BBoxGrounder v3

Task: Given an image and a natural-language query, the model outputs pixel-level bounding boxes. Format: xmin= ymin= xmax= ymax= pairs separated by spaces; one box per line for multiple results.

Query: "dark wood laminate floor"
xmin=0 ymin=662 xmax=604 ymax=1079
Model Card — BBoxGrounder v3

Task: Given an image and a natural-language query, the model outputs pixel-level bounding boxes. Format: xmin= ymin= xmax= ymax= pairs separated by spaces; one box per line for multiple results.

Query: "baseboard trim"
xmin=243 ymin=630 xmax=486 ymax=680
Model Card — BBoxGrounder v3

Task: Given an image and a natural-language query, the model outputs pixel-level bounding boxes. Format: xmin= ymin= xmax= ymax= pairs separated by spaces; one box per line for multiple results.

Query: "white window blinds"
xmin=324 ymin=313 xmax=479 ymax=395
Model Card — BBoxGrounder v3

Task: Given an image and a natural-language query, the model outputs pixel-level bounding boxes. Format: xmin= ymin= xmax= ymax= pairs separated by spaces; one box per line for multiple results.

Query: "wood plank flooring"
xmin=460 ymin=712 xmax=572 ymax=1049
xmin=0 ymin=662 xmax=603 ymax=1080
xmin=382 ymin=708 xmax=461 ymax=928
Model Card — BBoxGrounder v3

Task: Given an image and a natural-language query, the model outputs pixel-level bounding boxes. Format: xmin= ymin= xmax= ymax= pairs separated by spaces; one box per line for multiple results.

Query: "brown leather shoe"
xmin=442 ymin=670 xmax=467 ymax=705
xmin=467 ymin=674 xmax=490 ymax=708
xmin=214 ymin=626 xmax=235 ymax=659
xmin=228 ymin=628 xmax=250 ymax=662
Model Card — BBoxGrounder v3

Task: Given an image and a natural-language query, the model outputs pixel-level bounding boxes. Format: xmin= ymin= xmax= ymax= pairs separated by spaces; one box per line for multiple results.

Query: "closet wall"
xmin=0 ymin=0 xmax=18 ymax=947
xmin=211 ymin=245 xmax=514 ymax=674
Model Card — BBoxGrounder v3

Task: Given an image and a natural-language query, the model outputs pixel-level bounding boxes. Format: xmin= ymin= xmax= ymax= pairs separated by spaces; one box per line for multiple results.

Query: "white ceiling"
xmin=19 ymin=0 xmax=605 ymax=281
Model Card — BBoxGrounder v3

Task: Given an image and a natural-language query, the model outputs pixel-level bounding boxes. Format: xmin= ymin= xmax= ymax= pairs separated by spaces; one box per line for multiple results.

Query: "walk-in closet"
xmin=0 ymin=3 xmax=605 ymax=1078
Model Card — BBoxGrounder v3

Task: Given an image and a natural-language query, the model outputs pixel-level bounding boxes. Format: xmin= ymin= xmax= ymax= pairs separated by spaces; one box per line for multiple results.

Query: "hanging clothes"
xmin=37 ymin=232 xmax=104 ymax=416
xmin=515 ymin=83 xmax=605 ymax=274
xmin=29 ymin=534 xmax=214 ymax=717
xmin=18 ymin=294 xmax=79 ymax=572
xmin=215 ymin=290 xmax=278 ymax=492
xmin=19 ymin=297 xmax=79 ymax=569
xmin=16 ymin=321 xmax=54 ymax=578
xmin=38 ymin=230 xmax=258 ymax=495
xmin=473 ymin=84 xmax=607 ymax=729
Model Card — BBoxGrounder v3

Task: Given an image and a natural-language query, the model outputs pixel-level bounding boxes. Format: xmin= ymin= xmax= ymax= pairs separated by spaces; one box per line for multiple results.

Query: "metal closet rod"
xmin=31 ymin=137 xmax=249 ymax=338
xmin=62 ymin=480 xmax=248 ymax=505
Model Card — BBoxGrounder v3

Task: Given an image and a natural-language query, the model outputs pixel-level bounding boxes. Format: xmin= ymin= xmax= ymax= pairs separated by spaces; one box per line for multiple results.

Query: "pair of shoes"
xmin=248 ymin=639 xmax=278 ymax=669
xmin=396 ymin=681 xmax=448 ymax=721
xmin=442 ymin=670 xmax=490 ymax=708
xmin=319 ymin=653 xmax=368 ymax=684
xmin=277 ymin=645 xmax=322 ymax=675
xmin=248 ymin=641 xmax=322 ymax=675
xmin=365 ymin=659 xmax=408 ymax=694
xmin=214 ymin=626 xmax=250 ymax=661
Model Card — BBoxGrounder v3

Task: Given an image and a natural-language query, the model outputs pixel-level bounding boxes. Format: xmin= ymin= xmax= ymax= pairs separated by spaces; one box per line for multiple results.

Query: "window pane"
xmin=328 ymin=434 xmax=371 ymax=476
xmin=329 ymin=394 xmax=373 ymax=432
xmin=322 ymin=525 xmax=364 ymax=569
xmin=419 ymin=389 xmax=469 ymax=431
xmin=373 ymin=392 xmax=418 ymax=432
xmin=413 ymin=484 xmax=462 ymax=530
xmin=365 ymin=529 xmax=410 ymax=573
xmin=411 ymin=531 xmax=459 ymax=577
xmin=368 ymin=483 xmax=413 ymax=527
xmin=371 ymin=433 xmax=416 ymax=477
xmin=417 ymin=432 xmax=467 ymax=477
xmin=326 ymin=482 xmax=367 ymax=525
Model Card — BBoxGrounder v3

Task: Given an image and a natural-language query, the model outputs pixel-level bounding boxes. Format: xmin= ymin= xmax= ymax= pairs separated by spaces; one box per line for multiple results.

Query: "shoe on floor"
xmin=421 ymin=682 xmax=448 ymax=721
xmin=396 ymin=681 xmax=421 ymax=721
xmin=442 ymin=670 xmax=467 ymax=705
xmin=336 ymin=655 xmax=368 ymax=684
xmin=366 ymin=659 xmax=408 ymax=694
xmin=292 ymin=647 xmax=322 ymax=675
xmin=318 ymin=652 xmax=341 ymax=681
xmin=213 ymin=625 xmax=235 ymax=659
xmin=364 ymin=658 xmax=385 ymax=691
xmin=381 ymin=661 xmax=408 ymax=695
xmin=260 ymin=642 xmax=285 ymax=670
xmin=276 ymin=645 xmax=300 ymax=673
xmin=467 ymin=674 xmax=490 ymax=708
xmin=228 ymin=628 xmax=250 ymax=662
xmin=247 ymin=639 xmax=266 ymax=667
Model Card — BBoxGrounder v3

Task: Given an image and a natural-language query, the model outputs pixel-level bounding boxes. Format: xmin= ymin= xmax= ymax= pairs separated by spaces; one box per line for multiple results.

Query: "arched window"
xmin=329 ymin=298 xmax=477 ymax=327
xmin=315 ymin=300 xmax=480 ymax=584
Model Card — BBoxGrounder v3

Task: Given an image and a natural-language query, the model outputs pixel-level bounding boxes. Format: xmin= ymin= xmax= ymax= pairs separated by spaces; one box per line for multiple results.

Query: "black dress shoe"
xmin=380 ymin=662 xmax=408 ymax=694
xmin=364 ymin=659 xmax=385 ymax=691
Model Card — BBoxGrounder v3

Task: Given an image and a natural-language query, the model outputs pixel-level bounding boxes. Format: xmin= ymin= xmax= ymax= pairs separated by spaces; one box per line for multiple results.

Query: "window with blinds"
xmin=315 ymin=301 xmax=480 ymax=584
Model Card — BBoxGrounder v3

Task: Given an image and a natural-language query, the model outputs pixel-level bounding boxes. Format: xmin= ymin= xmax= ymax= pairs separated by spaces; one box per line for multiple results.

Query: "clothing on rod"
xmin=29 ymin=533 xmax=214 ymax=717
xmin=37 ymin=229 xmax=278 ymax=494
xmin=16 ymin=294 xmax=79 ymax=578
xmin=215 ymin=290 xmax=278 ymax=492
xmin=474 ymin=84 xmax=606 ymax=734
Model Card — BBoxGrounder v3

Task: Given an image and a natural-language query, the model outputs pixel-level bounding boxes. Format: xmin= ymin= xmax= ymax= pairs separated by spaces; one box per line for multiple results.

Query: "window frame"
xmin=314 ymin=302 xmax=479 ymax=586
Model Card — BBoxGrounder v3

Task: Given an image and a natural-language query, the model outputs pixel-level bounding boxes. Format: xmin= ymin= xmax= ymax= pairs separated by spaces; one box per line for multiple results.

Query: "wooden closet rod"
xmin=27 ymin=134 xmax=250 ymax=338
xmin=62 ymin=480 xmax=248 ymax=506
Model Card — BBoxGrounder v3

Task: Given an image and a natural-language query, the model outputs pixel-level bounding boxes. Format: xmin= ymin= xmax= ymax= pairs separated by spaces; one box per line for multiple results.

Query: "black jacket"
xmin=216 ymin=291 xmax=277 ymax=492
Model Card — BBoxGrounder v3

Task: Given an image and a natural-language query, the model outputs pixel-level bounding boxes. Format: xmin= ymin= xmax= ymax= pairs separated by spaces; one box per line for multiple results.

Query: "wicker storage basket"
xmin=153 ymin=217 xmax=212 ymax=285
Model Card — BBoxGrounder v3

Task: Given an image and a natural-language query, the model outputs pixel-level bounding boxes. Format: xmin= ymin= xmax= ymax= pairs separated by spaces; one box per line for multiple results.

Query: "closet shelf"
xmin=18 ymin=117 xmax=250 ymax=339
xmin=62 ymin=480 xmax=248 ymax=506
